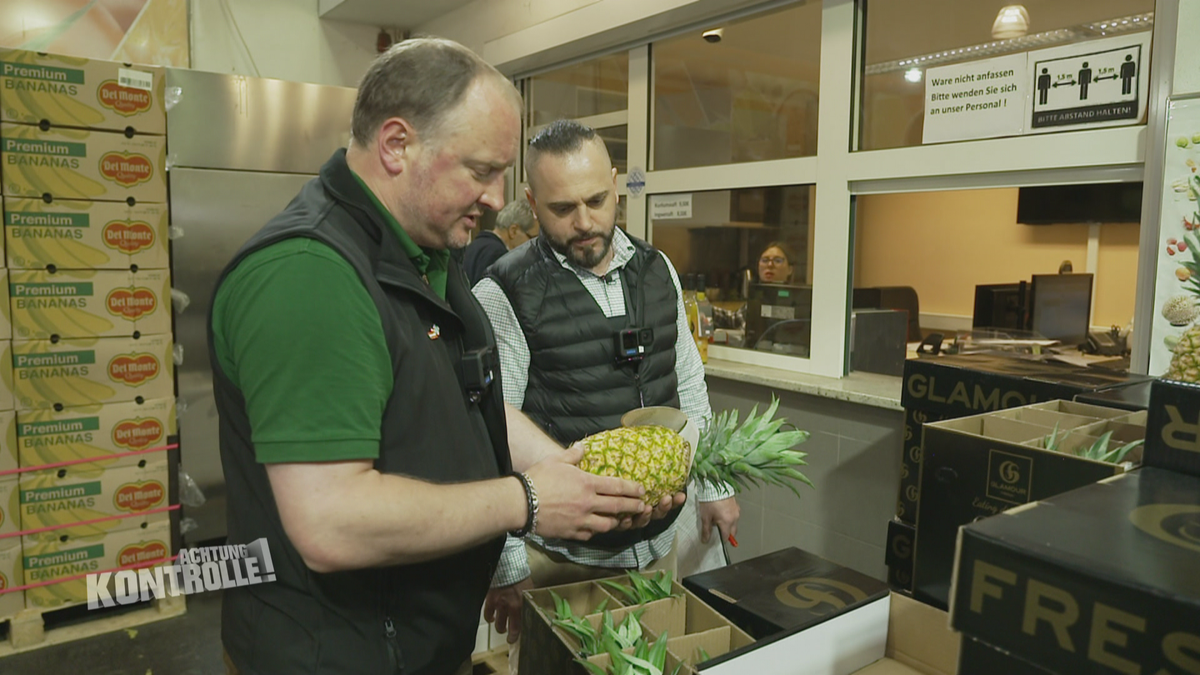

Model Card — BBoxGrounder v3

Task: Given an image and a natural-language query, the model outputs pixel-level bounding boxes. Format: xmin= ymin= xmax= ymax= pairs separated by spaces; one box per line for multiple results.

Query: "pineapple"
xmin=577 ymin=398 xmax=813 ymax=504
xmin=579 ymin=426 xmax=691 ymax=505
xmin=1168 ymin=321 xmax=1200 ymax=383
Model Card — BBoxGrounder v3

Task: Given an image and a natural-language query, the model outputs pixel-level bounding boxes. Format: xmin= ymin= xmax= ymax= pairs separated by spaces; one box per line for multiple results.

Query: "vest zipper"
xmin=384 ymin=616 xmax=405 ymax=674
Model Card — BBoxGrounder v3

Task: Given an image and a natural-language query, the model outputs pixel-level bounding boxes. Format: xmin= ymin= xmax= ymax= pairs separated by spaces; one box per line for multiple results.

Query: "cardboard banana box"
xmin=10 ymin=269 xmax=171 ymax=340
xmin=0 ymin=340 xmax=14 ymax=412
xmin=13 ymin=334 xmax=174 ymax=410
xmin=0 ymin=49 xmax=165 ymax=135
xmin=18 ymin=459 xmax=169 ymax=531
xmin=18 ymin=397 xmax=175 ymax=471
xmin=5 ymin=197 xmax=170 ymax=269
xmin=1 ymin=122 xmax=166 ymax=202
xmin=0 ymin=409 xmax=17 ymax=476
xmin=0 ymin=474 xmax=16 ymax=537
xmin=23 ymin=514 xmax=170 ymax=610
xmin=0 ymin=535 xmax=23 ymax=618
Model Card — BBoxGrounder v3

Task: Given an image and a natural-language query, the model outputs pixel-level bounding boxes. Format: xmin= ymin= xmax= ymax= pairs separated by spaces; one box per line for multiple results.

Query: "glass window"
xmin=525 ymin=53 xmax=630 ymax=173
xmin=652 ymin=1 xmax=821 ymax=170
xmin=849 ymin=183 xmax=1141 ymax=374
xmin=860 ymin=1 xmax=1155 ymax=150
xmin=650 ymin=185 xmax=814 ymax=358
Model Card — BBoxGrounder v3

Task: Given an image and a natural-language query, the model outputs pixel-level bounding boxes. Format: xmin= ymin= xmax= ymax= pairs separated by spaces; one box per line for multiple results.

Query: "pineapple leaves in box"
xmin=577 ymin=397 xmax=813 ymax=504
xmin=598 ymin=570 xmax=678 ymax=605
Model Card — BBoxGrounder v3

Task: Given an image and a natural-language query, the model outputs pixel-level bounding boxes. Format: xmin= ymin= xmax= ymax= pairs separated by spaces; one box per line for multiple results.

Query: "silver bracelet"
xmin=509 ymin=472 xmax=539 ymax=538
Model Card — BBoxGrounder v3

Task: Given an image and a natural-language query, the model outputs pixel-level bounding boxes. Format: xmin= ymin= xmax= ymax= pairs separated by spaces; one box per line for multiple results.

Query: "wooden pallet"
xmin=0 ymin=594 xmax=186 ymax=657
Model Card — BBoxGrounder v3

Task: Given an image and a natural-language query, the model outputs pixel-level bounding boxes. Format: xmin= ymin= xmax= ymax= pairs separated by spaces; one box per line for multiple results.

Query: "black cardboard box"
xmin=913 ymin=401 xmax=1142 ymax=610
xmin=682 ymin=547 xmax=889 ymax=640
xmin=951 ymin=467 xmax=1200 ymax=675
xmin=958 ymin=635 xmax=1055 ymax=675
xmin=898 ymin=355 xmax=1149 ymax=525
xmin=1145 ymin=378 xmax=1200 ymax=478
xmin=885 ymin=518 xmax=915 ymax=594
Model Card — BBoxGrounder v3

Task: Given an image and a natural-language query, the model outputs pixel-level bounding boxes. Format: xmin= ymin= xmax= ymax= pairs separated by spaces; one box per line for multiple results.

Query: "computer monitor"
xmin=745 ymin=283 xmax=812 ymax=351
xmin=1030 ymin=273 xmax=1094 ymax=347
xmin=972 ymin=282 xmax=1029 ymax=331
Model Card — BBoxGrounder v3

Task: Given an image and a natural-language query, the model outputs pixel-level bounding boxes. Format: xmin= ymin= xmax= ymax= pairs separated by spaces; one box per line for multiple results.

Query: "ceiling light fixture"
xmin=992 ymin=5 xmax=1030 ymax=40
xmin=702 ymin=28 xmax=723 ymax=43
xmin=905 ymin=68 xmax=922 ymax=83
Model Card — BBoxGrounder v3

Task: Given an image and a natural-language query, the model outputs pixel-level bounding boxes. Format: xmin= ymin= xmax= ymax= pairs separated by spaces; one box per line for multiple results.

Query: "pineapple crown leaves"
xmin=1075 ymin=430 xmax=1144 ymax=464
xmin=575 ymin=630 xmax=673 ymax=675
xmin=693 ymin=396 xmax=814 ymax=498
xmin=599 ymin=570 xmax=677 ymax=605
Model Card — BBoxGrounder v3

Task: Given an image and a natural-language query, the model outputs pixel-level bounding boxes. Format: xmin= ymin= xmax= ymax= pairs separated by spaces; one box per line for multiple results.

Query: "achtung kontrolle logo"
xmin=86 ymin=538 xmax=276 ymax=610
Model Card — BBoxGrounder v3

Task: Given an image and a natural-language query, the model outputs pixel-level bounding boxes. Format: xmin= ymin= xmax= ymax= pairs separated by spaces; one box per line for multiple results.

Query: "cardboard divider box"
xmin=1145 ymin=378 xmax=1200 ymax=478
xmin=913 ymin=401 xmax=1144 ymax=609
xmin=683 ymin=547 xmax=890 ymax=640
xmin=898 ymin=355 xmax=1149 ymax=526
xmin=0 ymin=49 xmax=166 ymax=134
xmin=5 ymin=196 xmax=170 ymax=270
xmin=951 ymin=467 xmax=1200 ymax=675
xmin=521 ymin=577 xmax=755 ymax=675
xmin=854 ymin=592 xmax=959 ymax=675
xmin=10 ymin=268 xmax=171 ymax=340
xmin=13 ymin=334 xmax=174 ymax=410
xmin=23 ymin=513 xmax=170 ymax=610
xmin=0 ymin=534 xmax=23 ymax=618
xmin=18 ymin=458 xmax=169 ymax=531
xmin=17 ymin=397 xmax=175 ymax=471
xmin=1 ymin=122 xmax=167 ymax=203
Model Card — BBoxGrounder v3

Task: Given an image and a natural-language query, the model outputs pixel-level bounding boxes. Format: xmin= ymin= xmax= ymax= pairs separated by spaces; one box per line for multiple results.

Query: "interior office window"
xmin=848 ymin=183 xmax=1141 ymax=375
xmin=649 ymin=185 xmax=814 ymax=358
xmin=524 ymin=53 xmax=630 ymax=173
xmin=652 ymin=1 xmax=821 ymax=170
xmin=859 ymin=0 xmax=1154 ymax=150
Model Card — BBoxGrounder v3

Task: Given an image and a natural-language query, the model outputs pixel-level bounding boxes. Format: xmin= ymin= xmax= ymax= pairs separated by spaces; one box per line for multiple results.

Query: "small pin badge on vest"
xmin=428 ymin=324 xmax=441 ymax=340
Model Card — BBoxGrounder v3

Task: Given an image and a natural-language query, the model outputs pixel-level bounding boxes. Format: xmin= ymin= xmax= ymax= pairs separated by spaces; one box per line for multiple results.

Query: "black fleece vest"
xmin=209 ymin=150 xmax=510 ymax=675
xmin=487 ymin=236 xmax=681 ymax=549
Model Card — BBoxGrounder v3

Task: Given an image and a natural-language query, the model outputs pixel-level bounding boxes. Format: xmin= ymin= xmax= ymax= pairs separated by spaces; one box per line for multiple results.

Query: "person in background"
xmin=473 ymin=120 xmax=739 ymax=665
xmin=209 ymin=39 xmax=658 ymax=675
xmin=758 ymin=241 xmax=796 ymax=284
xmin=463 ymin=199 xmax=539 ymax=285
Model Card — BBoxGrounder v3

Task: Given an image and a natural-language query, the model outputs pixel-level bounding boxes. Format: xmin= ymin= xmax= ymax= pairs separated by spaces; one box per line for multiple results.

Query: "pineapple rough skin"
xmin=578 ymin=426 xmax=691 ymax=505
xmin=1168 ymin=322 xmax=1200 ymax=383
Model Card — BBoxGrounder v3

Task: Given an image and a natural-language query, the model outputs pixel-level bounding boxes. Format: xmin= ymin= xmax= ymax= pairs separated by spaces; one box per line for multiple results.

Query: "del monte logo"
xmin=98 ymin=152 xmax=153 ymax=188
xmin=112 ymin=418 xmax=164 ymax=450
xmin=97 ymin=80 xmax=153 ymax=116
xmin=102 ymin=220 xmax=155 ymax=254
xmin=113 ymin=480 xmax=165 ymax=512
xmin=108 ymin=352 xmax=159 ymax=385
xmin=117 ymin=541 xmax=168 ymax=568
xmin=106 ymin=287 xmax=157 ymax=320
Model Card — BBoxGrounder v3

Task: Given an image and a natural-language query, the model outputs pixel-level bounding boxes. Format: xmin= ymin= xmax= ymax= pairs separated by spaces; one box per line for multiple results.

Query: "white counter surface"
xmin=704 ymin=359 xmax=904 ymax=411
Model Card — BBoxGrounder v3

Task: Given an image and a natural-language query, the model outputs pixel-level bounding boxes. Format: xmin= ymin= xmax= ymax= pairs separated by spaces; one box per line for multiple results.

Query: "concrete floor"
xmin=1 ymin=589 xmax=225 ymax=675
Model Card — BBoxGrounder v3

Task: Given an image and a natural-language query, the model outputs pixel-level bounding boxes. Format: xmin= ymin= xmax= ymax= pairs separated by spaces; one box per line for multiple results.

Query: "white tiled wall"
xmin=707 ymin=377 xmax=904 ymax=580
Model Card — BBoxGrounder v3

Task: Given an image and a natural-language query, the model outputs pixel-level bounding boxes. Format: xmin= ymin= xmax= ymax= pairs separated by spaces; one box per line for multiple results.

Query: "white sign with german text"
xmin=1026 ymin=31 xmax=1151 ymax=133
xmin=923 ymin=54 xmax=1028 ymax=144
xmin=650 ymin=193 xmax=693 ymax=220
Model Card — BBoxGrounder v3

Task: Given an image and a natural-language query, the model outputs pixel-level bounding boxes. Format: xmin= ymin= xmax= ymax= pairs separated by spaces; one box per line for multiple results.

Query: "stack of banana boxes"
xmin=0 ymin=49 xmax=175 ymax=615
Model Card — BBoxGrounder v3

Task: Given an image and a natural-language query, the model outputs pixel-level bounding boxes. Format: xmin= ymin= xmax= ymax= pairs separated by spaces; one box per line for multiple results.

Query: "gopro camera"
xmin=614 ymin=327 xmax=654 ymax=364
xmin=461 ymin=346 xmax=496 ymax=401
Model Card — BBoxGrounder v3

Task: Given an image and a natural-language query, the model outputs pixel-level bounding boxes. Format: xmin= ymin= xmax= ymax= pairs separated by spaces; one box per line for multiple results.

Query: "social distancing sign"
xmin=923 ymin=32 xmax=1150 ymax=144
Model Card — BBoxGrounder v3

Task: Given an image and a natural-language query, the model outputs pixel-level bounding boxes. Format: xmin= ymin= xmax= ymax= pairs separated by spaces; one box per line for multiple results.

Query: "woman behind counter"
xmin=757 ymin=241 xmax=796 ymax=284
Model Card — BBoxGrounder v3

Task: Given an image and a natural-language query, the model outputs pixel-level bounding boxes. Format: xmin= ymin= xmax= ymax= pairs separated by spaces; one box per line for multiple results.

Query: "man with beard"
xmin=472 ymin=120 xmax=740 ymax=657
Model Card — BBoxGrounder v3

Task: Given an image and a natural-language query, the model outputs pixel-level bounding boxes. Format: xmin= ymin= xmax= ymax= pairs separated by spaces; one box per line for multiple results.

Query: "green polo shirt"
xmin=212 ymin=173 xmax=447 ymax=463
